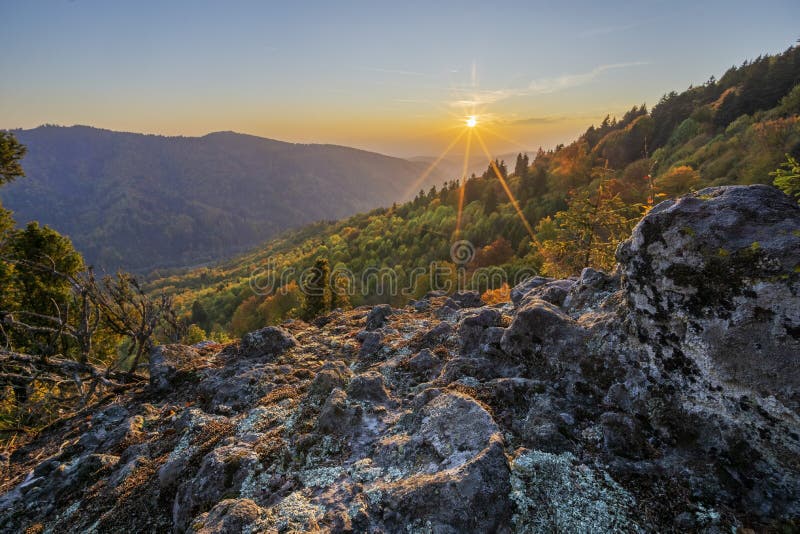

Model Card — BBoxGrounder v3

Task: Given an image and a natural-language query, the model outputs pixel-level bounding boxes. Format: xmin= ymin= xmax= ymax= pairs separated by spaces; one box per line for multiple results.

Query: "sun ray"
xmin=403 ymin=128 xmax=467 ymax=198
xmin=455 ymin=128 xmax=473 ymax=238
xmin=474 ymin=129 xmax=536 ymax=240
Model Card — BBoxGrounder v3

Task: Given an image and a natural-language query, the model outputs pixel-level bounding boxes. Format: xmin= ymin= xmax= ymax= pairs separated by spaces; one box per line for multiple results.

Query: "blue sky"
xmin=1 ymin=0 xmax=798 ymax=156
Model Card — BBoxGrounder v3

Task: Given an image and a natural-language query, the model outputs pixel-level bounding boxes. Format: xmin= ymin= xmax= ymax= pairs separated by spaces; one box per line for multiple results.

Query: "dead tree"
xmin=0 ymin=259 xmax=174 ymax=426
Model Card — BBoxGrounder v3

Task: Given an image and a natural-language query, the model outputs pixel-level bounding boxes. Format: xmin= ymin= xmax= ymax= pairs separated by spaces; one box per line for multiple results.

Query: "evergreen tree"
xmin=514 ymin=153 xmax=529 ymax=178
xmin=0 ymin=131 xmax=26 ymax=185
xmin=7 ymin=222 xmax=84 ymax=353
xmin=330 ymin=271 xmax=351 ymax=310
xmin=0 ymin=206 xmax=15 ymax=312
xmin=302 ymin=257 xmax=331 ymax=320
xmin=191 ymin=299 xmax=210 ymax=331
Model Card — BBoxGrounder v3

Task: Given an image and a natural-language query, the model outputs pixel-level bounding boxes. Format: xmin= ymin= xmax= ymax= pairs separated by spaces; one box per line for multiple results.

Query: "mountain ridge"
xmin=0 ymin=125 xmax=448 ymax=272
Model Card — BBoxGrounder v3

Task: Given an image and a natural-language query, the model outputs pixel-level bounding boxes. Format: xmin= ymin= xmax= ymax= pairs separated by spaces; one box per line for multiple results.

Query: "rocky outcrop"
xmin=1 ymin=185 xmax=798 ymax=532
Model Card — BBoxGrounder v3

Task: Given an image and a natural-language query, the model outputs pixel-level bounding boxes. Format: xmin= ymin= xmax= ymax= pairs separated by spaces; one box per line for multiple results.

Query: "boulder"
xmin=500 ymin=298 xmax=585 ymax=366
xmin=308 ymin=361 xmax=352 ymax=401
xmin=365 ymin=304 xmax=392 ymax=330
xmin=419 ymin=322 xmax=452 ymax=346
xmin=518 ymin=279 xmax=576 ymax=308
xmin=457 ymin=308 xmax=501 ymax=355
xmin=173 ymin=444 xmax=261 ymax=529
xmin=510 ymin=276 xmax=553 ymax=306
xmin=562 ymin=268 xmax=619 ymax=314
xmin=239 ymin=326 xmax=297 ymax=359
xmin=356 ymin=330 xmax=383 ymax=360
xmin=347 ymin=371 xmax=394 ymax=405
xmin=377 ymin=393 xmax=511 ymax=532
xmin=406 ymin=348 xmax=441 ymax=378
xmin=617 ymin=185 xmax=800 ymax=406
xmin=317 ymin=388 xmax=361 ymax=434
xmin=149 ymin=344 xmax=201 ymax=393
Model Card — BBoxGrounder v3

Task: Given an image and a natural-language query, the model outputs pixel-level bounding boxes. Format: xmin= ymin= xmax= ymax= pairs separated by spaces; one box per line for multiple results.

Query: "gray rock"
xmin=618 ymin=185 xmax=800 ymax=407
xmin=173 ymin=444 xmax=261 ymax=529
xmin=500 ymin=298 xmax=585 ymax=366
xmin=239 ymin=326 xmax=297 ymax=359
xmin=347 ymin=371 xmax=394 ymax=405
xmin=451 ymin=290 xmax=484 ymax=308
xmin=189 ymin=499 xmax=267 ymax=533
xmin=356 ymin=330 xmax=383 ymax=359
xmin=317 ymin=388 xmax=361 ymax=434
xmin=308 ymin=361 xmax=351 ymax=401
xmin=457 ymin=308 xmax=501 ymax=355
xmin=365 ymin=304 xmax=392 ymax=330
xmin=379 ymin=392 xmax=511 ymax=532
xmin=510 ymin=276 xmax=553 ymax=306
xmin=419 ymin=321 xmax=452 ymax=346
xmin=562 ymin=267 xmax=619 ymax=313
xmin=406 ymin=348 xmax=441 ymax=378
xmin=518 ymin=278 xmax=576 ymax=308
xmin=150 ymin=344 xmax=201 ymax=393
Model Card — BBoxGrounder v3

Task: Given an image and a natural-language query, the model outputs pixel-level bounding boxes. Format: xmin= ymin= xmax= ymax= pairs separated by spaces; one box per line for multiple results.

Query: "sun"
xmin=466 ymin=115 xmax=477 ymax=128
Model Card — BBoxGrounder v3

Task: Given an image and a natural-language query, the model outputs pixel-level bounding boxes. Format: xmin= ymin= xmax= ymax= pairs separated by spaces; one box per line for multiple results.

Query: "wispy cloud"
xmin=526 ymin=61 xmax=649 ymax=94
xmin=449 ymin=61 xmax=649 ymax=108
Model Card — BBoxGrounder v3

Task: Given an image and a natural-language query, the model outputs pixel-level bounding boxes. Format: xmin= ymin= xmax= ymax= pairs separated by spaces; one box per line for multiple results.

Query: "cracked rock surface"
xmin=1 ymin=185 xmax=799 ymax=532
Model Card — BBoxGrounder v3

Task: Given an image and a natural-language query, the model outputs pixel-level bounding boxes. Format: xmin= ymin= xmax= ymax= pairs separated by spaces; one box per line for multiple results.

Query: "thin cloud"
xmin=449 ymin=61 xmax=649 ymax=108
xmin=526 ymin=61 xmax=650 ymax=95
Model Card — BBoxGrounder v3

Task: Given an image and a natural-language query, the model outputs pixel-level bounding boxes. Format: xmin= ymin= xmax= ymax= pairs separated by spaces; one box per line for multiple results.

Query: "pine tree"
xmin=302 ymin=257 xmax=331 ymax=320
xmin=514 ymin=153 xmax=529 ymax=178
xmin=0 ymin=131 xmax=26 ymax=185
xmin=191 ymin=299 xmax=210 ymax=331
xmin=5 ymin=222 xmax=85 ymax=354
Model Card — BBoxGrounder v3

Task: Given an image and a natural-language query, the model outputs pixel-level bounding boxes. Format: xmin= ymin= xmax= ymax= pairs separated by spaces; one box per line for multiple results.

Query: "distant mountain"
xmin=0 ymin=126 xmax=447 ymax=272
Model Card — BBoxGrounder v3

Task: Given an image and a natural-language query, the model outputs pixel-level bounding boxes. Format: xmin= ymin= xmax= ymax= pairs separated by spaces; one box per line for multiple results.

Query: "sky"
xmin=1 ymin=0 xmax=799 ymax=158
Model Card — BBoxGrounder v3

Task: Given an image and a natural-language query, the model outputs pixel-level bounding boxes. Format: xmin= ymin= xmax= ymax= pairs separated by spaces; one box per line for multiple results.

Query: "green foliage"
xmin=0 ymin=131 xmax=26 ymax=185
xmin=2 ymin=222 xmax=85 ymax=354
xmin=656 ymin=166 xmax=702 ymax=197
xmin=771 ymin=154 xmax=800 ymax=202
xmin=182 ymin=323 xmax=207 ymax=345
xmin=537 ymin=187 xmax=641 ymax=277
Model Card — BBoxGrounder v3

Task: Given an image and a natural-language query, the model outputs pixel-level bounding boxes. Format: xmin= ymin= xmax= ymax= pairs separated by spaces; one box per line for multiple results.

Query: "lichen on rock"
xmin=2 ymin=185 xmax=799 ymax=533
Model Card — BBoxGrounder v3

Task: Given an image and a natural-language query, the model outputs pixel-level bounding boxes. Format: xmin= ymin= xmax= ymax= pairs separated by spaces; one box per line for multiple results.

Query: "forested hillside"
xmin=0 ymin=127 xmax=446 ymax=272
xmin=150 ymin=45 xmax=800 ymax=339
